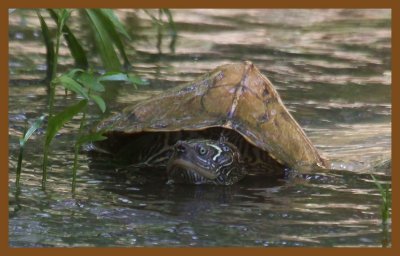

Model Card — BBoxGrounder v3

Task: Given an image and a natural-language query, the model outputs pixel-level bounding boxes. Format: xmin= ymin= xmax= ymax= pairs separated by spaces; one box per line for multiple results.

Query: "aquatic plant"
xmin=144 ymin=9 xmax=177 ymax=53
xmin=12 ymin=9 xmax=139 ymax=190
xmin=13 ymin=8 xmax=176 ymax=191
xmin=370 ymin=173 xmax=391 ymax=247
xmin=370 ymin=174 xmax=391 ymax=225
xmin=15 ymin=116 xmax=45 ymax=188
xmin=39 ymin=9 xmax=148 ymax=191
xmin=38 ymin=9 xmax=72 ymax=189
xmin=41 ymin=9 xmax=132 ymax=81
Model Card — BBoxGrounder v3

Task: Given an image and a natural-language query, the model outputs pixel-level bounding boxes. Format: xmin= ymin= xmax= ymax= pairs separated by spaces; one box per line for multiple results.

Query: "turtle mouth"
xmin=167 ymin=158 xmax=218 ymax=180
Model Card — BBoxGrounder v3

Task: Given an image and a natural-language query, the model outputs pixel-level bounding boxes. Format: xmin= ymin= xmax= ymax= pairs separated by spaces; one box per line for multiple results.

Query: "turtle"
xmin=94 ymin=61 xmax=328 ymax=185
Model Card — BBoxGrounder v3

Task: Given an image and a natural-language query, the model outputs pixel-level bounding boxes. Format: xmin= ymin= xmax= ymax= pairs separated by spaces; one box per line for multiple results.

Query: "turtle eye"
xmin=222 ymin=145 xmax=230 ymax=152
xmin=197 ymin=145 xmax=208 ymax=155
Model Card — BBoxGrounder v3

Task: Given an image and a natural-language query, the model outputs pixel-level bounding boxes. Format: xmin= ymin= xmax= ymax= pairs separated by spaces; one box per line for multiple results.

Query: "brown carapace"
xmin=95 ymin=61 xmax=328 ymax=184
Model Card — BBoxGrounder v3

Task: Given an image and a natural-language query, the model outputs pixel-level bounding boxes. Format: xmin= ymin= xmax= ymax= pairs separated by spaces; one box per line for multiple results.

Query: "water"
xmin=8 ymin=9 xmax=391 ymax=247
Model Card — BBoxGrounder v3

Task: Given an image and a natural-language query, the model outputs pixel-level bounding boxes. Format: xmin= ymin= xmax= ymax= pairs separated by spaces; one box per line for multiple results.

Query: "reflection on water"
xmin=9 ymin=9 xmax=391 ymax=247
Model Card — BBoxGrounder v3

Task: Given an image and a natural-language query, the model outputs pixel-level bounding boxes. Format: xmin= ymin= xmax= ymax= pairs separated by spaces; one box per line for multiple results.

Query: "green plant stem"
xmin=370 ymin=174 xmax=391 ymax=227
xmin=72 ymin=105 xmax=88 ymax=193
xmin=42 ymin=11 xmax=67 ymax=190
xmin=16 ymin=126 xmax=28 ymax=188
xmin=52 ymin=12 xmax=64 ymax=82
xmin=156 ymin=9 xmax=162 ymax=54
xmin=381 ymin=185 xmax=390 ymax=225
xmin=72 ymin=143 xmax=79 ymax=194
xmin=41 ymin=146 xmax=50 ymax=188
xmin=16 ymin=146 xmax=24 ymax=188
xmin=47 ymin=14 xmax=63 ymax=118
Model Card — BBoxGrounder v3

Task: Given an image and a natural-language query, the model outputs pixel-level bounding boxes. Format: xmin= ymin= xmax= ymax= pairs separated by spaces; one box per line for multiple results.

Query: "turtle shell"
xmin=96 ymin=61 xmax=327 ymax=173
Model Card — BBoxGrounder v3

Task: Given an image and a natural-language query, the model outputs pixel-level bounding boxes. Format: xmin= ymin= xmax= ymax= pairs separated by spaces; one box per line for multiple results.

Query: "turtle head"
xmin=166 ymin=139 xmax=247 ymax=185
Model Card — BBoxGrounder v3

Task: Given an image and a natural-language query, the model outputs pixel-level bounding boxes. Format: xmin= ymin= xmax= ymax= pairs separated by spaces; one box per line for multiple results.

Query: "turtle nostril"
xmin=176 ymin=145 xmax=186 ymax=153
xmin=175 ymin=141 xmax=186 ymax=153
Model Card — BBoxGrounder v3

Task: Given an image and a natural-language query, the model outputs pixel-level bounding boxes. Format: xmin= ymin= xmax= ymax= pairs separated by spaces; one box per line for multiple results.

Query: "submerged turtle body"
xmin=95 ymin=61 xmax=327 ymax=185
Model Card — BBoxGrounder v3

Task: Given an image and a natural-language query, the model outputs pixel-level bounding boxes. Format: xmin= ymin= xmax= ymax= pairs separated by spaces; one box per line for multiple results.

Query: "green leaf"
xmin=20 ymin=115 xmax=46 ymax=147
xmin=96 ymin=9 xmax=131 ymax=68
xmin=64 ymin=69 xmax=106 ymax=92
xmin=45 ymin=100 xmax=88 ymax=147
xmin=66 ymin=68 xmax=85 ymax=78
xmin=161 ymin=9 xmax=175 ymax=28
xmin=98 ymin=72 xmax=147 ymax=87
xmin=55 ymin=75 xmax=89 ymax=99
xmin=98 ymin=72 xmax=130 ymax=82
xmin=52 ymin=9 xmax=71 ymax=29
xmin=161 ymin=9 xmax=177 ymax=53
xmin=128 ymin=74 xmax=149 ymax=86
xmin=65 ymin=68 xmax=84 ymax=77
xmin=100 ymin=9 xmax=131 ymax=40
xmin=36 ymin=10 xmax=55 ymax=82
xmin=143 ymin=9 xmax=162 ymax=25
xmin=76 ymin=132 xmax=107 ymax=147
xmin=76 ymin=72 xmax=105 ymax=92
xmin=371 ymin=174 xmax=384 ymax=194
xmin=47 ymin=9 xmax=89 ymax=69
xmin=90 ymin=94 xmax=106 ymax=113
xmin=85 ymin=9 xmax=122 ymax=71
xmin=370 ymin=174 xmax=388 ymax=205
xmin=17 ymin=115 xmax=46 ymax=186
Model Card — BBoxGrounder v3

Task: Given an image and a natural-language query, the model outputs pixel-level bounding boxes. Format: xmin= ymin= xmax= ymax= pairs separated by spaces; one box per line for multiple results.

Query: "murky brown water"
xmin=8 ymin=9 xmax=391 ymax=247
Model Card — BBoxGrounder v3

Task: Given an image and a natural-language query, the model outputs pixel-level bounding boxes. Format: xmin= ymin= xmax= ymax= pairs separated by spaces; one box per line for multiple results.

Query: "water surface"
xmin=8 ymin=9 xmax=391 ymax=247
